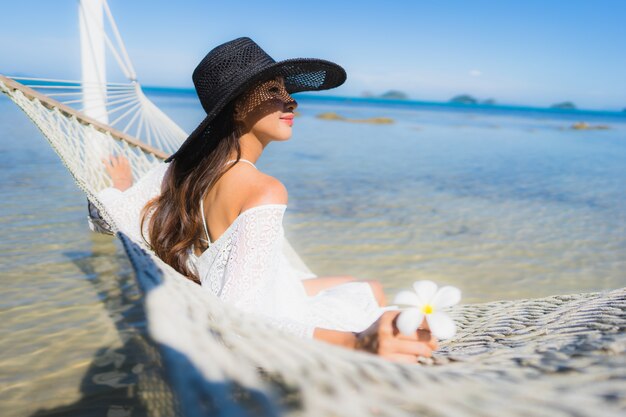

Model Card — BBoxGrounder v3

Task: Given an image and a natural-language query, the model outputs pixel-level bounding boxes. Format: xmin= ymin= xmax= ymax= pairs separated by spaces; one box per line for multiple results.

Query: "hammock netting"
xmin=2 ymin=75 xmax=624 ymax=417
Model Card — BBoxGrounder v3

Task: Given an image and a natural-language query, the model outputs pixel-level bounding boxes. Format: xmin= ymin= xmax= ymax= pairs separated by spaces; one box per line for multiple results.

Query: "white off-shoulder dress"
xmin=98 ymin=160 xmax=391 ymax=339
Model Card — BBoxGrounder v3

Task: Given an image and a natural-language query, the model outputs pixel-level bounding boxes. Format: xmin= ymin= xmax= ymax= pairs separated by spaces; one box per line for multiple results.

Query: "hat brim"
xmin=164 ymin=58 xmax=347 ymax=162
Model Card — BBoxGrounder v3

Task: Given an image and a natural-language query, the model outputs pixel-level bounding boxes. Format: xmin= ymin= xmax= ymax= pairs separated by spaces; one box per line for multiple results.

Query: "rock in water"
xmin=316 ymin=112 xmax=394 ymax=124
xmin=571 ymin=122 xmax=610 ymax=130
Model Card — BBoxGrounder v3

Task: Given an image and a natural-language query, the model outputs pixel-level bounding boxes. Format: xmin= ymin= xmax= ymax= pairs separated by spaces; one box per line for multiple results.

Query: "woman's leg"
xmin=301 ymin=275 xmax=358 ymax=296
xmin=361 ymin=279 xmax=387 ymax=307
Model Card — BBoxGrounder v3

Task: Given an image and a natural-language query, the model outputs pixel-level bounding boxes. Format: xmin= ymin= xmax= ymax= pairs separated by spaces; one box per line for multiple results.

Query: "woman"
xmin=101 ymin=37 xmax=437 ymax=363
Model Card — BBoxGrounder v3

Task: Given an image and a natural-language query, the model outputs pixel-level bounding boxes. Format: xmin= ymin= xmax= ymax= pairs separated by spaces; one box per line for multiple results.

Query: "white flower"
xmin=392 ymin=280 xmax=461 ymax=339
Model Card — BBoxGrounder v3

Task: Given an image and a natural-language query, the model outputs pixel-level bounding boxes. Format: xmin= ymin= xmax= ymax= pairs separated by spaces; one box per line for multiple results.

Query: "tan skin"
xmin=103 ymin=155 xmax=133 ymax=191
xmin=104 ymin=75 xmax=438 ymax=363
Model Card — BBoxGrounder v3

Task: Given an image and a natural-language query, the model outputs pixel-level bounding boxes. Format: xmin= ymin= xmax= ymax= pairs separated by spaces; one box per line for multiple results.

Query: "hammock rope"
xmin=8 ymin=75 xmax=187 ymax=155
xmin=2 ymin=74 xmax=624 ymax=417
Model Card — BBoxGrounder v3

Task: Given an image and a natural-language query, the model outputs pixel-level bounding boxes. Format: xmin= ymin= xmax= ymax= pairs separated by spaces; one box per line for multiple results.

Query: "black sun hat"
xmin=165 ymin=36 xmax=347 ymax=162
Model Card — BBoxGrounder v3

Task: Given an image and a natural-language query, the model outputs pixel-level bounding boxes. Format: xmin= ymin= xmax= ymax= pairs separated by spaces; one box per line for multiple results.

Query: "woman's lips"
xmin=280 ymin=117 xmax=294 ymax=126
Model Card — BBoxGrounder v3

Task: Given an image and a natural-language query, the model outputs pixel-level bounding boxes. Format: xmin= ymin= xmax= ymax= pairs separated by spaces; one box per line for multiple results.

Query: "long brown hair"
xmin=141 ymin=100 xmax=244 ymax=284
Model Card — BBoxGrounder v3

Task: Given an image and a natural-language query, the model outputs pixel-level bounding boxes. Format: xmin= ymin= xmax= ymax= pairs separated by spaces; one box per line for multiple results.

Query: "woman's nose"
xmin=285 ymin=99 xmax=298 ymax=112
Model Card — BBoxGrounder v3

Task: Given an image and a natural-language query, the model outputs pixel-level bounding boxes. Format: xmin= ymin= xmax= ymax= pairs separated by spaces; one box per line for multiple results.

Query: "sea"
xmin=1 ymin=88 xmax=625 ymax=416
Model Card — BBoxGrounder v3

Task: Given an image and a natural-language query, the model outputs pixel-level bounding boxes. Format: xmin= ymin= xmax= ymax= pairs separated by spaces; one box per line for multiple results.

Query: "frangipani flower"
xmin=392 ymin=280 xmax=461 ymax=339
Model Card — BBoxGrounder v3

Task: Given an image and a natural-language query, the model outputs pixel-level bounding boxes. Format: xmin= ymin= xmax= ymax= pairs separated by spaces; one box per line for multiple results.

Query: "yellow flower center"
xmin=422 ymin=304 xmax=434 ymax=314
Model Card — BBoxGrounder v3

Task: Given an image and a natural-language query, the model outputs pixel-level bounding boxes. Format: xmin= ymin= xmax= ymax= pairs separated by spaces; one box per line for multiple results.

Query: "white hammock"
xmin=2 ymin=75 xmax=624 ymax=417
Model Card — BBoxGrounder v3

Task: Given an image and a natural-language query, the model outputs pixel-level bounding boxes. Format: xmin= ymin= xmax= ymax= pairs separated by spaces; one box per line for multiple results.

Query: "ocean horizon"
xmin=7 ymin=75 xmax=626 ymax=116
xmin=146 ymin=84 xmax=626 ymax=117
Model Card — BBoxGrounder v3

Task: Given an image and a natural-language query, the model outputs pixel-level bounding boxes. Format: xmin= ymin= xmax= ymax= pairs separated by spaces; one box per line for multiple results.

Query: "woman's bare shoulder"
xmin=241 ymin=171 xmax=287 ymax=211
xmin=221 ymin=164 xmax=287 ymax=212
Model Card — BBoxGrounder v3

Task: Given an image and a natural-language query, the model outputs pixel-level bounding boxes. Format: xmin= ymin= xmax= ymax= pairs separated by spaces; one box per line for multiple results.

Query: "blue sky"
xmin=1 ymin=0 xmax=624 ymax=110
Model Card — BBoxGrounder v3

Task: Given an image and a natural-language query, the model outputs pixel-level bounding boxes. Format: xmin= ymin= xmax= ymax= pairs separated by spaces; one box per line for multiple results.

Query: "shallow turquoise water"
xmin=0 ymin=91 xmax=625 ymax=415
xmin=149 ymin=92 xmax=626 ymax=301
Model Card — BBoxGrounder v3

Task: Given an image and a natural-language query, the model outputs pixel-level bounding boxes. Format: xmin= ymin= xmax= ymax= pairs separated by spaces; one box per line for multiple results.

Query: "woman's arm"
xmin=314 ymin=312 xmax=439 ymax=363
xmin=313 ymin=327 xmax=356 ymax=349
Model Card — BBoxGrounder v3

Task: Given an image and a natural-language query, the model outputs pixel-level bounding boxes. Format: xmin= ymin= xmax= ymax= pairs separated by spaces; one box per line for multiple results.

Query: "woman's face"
xmin=234 ymin=75 xmax=298 ymax=144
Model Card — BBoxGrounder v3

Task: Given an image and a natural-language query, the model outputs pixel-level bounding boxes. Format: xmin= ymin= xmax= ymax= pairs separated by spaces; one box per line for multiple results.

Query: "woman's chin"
xmin=273 ymin=130 xmax=292 ymax=142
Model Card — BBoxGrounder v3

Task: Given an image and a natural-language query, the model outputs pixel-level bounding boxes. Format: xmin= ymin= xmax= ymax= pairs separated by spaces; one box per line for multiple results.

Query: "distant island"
xmin=361 ymin=90 xmax=409 ymax=100
xmin=450 ymin=94 xmax=477 ymax=104
xmin=551 ymin=101 xmax=577 ymax=110
xmin=379 ymin=90 xmax=409 ymax=100
xmin=449 ymin=95 xmax=496 ymax=105
xmin=343 ymin=90 xmax=619 ymax=112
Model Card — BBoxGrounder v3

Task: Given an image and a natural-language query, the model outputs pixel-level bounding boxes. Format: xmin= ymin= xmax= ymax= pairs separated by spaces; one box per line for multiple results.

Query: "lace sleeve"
xmin=95 ymin=163 xmax=168 ymax=242
xmin=281 ymin=235 xmax=318 ymax=280
xmin=219 ymin=205 xmax=315 ymax=339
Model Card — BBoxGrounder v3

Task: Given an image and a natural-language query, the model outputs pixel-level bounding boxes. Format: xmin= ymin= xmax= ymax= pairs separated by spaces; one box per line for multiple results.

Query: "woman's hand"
xmin=354 ymin=311 xmax=438 ymax=363
xmin=103 ymin=155 xmax=133 ymax=191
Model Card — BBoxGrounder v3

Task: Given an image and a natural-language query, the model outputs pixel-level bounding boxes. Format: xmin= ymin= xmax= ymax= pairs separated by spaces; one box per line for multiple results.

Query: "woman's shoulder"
xmin=241 ymin=171 xmax=288 ymax=212
xmin=220 ymin=163 xmax=287 ymax=213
